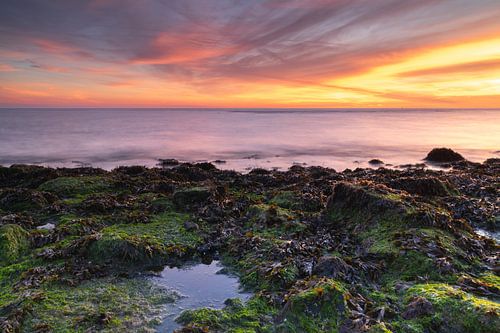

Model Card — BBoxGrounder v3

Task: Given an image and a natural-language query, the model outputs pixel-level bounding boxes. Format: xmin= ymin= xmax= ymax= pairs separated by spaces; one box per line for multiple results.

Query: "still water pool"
xmin=149 ymin=260 xmax=251 ymax=332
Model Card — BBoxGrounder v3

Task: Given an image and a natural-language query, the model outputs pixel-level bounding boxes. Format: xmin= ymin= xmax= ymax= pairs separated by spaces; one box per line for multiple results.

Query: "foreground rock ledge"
xmin=0 ymin=160 xmax=498 ymax=333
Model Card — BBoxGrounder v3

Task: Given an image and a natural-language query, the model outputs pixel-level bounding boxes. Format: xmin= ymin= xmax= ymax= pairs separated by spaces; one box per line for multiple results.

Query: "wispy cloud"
xmin=0 ymin=0 xmax=499 ymax=107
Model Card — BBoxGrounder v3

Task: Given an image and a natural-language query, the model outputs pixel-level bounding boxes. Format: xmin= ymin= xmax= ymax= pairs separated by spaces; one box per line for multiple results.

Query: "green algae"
xmin=88 ymin=212 xmax=201 ymax=265
xmin=0 ymin=224 xmax=29 ymax=265
xmin=22 ymin=277 xmax=176 ymax=333
xmin=38 ymin=176 xmax=110 ymax=198
xmin=276 ymin=279 xmax=349 ymax=333
xmin=392 ymin=283 xmax=500 ymax=333
xmin=0 ymin=260 xmax=36 ymax=308
xmin=177 ymin=296 xmax=276 ymax=333
xmin=269 ymin=191 xmax=300 ymax=209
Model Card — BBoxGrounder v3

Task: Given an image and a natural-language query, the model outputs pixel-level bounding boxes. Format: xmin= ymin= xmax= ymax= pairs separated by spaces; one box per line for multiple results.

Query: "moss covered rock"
xmin=0 ymin=224 xmax=29 ymax=264
xmin=276 ymin=278 xmax=349 ymax=333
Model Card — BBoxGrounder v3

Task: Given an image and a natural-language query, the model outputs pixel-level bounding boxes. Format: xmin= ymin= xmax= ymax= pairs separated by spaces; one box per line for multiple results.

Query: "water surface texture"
xmin=0 ymin=108 xmax=498 ymax=171
xmin=150 ymin=261 xmax=251 ymax=332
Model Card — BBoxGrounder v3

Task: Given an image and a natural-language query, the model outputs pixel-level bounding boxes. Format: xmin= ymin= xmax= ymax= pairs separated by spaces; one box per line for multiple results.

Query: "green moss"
xmin=177 ymin=296 xmax=276 ymax=332
xmin=392 ymin=283 xmax=500 ymax=333
xmin=368 ymin=323 xmax=393 ymax=333
xmin=246 ymin=204 xmax=295 ymax=226
xmin=0 ymin=260 xmax=36 ymax=308
xmin=0 ymin=224 xmax=30 ymax=264
xmin=383 ymin=251 xmax=449 ymax=283
xmin=229 ymin=189 xmax=264 ymax=203
xmin=270 ymin=191 xmax=299 ymax=209
xmin=276 ymin=279 xmax=349 ymax=333
xmin=22 ymin=277 xmax=176 ymax=333
xmin=88 ymin=212 xmax=201 ymax=265
xmin=38 ymin=176 xmax=110 ymax=198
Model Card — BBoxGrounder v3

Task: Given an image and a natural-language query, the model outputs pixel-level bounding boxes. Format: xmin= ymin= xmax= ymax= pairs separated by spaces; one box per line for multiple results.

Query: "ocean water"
xmin=0 ymin=108 xmax=498 ymax=171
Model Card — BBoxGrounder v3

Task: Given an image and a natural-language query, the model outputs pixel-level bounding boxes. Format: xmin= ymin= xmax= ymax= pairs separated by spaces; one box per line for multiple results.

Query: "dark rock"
xmin=368 ymin=159 xmax=384 ymax=165
xmin=402 ymin=296 xmax=434 ymax=319
xmin=389 ymin=177 xmax=456 ymax=197
xmin=159 ymin=158 xmax=180 ymax=166
xmin=183 ymin=221 xmax=199 ymax=231
xmin=312 ymin=256 xmax=354 ymax=279
xmin=173 ymin=187 xmax=211 ymax=208
xmin=249 ymin=168 xmax=271 ymax=175
xmin=424 ymin=148 xmax=465 ymax=163
xmin=326 ymin=183 xmax=401 ymax=217
xmin=195 ymin=162 xmax=217 ymax=171
xmin=213 ymin=160 xmax=226 ymax=164
xmin=113 ymin=165 xmax=147 ymax=175
xmin=0 ymin=188 xmax=56 ymax=212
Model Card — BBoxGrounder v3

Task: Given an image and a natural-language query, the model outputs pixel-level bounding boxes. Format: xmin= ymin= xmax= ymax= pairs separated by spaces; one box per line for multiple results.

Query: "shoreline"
xmin=0 ymin=154 xmax=498 ymax=332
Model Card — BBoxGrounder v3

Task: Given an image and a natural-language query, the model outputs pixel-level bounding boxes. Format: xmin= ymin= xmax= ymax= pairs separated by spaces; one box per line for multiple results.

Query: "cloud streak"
xmin=0 ymin=0 xmax=499 ymax=107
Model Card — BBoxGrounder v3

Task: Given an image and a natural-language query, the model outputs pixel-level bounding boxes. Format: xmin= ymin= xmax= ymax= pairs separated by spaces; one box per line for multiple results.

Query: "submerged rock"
xmin=424 ymin=147 xmax=465 ymax=163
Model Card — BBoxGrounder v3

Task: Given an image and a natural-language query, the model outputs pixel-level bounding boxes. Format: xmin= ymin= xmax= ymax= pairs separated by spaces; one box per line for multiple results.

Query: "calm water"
xmin=149 ymin=261 xmax=251 ymax=332
xmin=0 ymin=108 xmax=499 ymax=171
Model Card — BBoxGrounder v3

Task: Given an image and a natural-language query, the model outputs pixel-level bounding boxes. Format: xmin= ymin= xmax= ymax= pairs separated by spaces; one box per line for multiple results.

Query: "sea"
xmin=0 ymin=108 xmax=498 ymax=171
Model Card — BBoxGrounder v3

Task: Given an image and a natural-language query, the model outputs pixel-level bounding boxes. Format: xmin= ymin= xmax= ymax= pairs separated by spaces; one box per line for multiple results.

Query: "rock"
xmin=326 ymin=183 xmax=402 ymax=218
xmin=213 ymin=160 xmax=226 ymax=164
xmin=312 ymin=256 xmax=354 ymax=279
xmin=173 ymin=187 xmax=211 ymax=208
xmin=424 ymin=148 xmax=465 ymax=163
xmin=402 ymin=296 xmax=434 ymax=319
xmin=195 ymin=162 xmax=217 ymax=171
xmin=368 ymin=159 xmax=384 ymax=165
xmin=114 ymin=165 xmax=147 ymax=175
xmin=0 ymin=224 xmax=29 ymax=264
xmin=36 ymin=223 xmax=55 ymax=231
xmin=389 ymin=177 xmax=456 ymax=197
xmin=0 ymin=188 xmax=56 ymax=212
xmin=183 ymin=221 xmax=199 ymax=231
xmin=159 ymin=158 xmax=180 ymax=166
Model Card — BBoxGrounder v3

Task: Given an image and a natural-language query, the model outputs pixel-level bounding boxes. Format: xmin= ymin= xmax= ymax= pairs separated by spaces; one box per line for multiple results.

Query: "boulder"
xmin=173 ymin=187 xmax=211 ymax=208
xmin=368 ymin=159 xmax=384 ymax=165
xmin=402 ymin=296 xmax=434 ymax=319
xmin=424 ymin=148 xmax=464 ymax=163
xmin=312 ymin=256 xmax=354 ymax=279
xmin=389 ymin=177 xmax=457 ymax=197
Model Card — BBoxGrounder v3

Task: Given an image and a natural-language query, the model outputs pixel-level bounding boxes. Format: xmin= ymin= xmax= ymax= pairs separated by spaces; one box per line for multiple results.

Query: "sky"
xmin=0 ymin=0 xmax=500 ymax=108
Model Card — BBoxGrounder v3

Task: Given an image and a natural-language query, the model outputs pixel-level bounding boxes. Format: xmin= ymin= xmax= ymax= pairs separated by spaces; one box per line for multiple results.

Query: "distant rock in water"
xmin=424 ymin=148 xmax=464 ymax=163
xmin=368 ymin=159 xmax=384 ymax=165
xmin=159 ymin=158 xmax=180 ymax=167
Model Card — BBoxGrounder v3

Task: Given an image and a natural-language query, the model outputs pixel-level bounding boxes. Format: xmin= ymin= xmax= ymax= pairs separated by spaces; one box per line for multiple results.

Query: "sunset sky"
xmin=1 ymin=0 xmax=500 ymax=108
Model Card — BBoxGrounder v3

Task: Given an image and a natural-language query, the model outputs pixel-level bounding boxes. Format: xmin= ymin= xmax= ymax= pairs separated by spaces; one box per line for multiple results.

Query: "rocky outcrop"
xmin=424 ymin=148 xmax=465 ymax=163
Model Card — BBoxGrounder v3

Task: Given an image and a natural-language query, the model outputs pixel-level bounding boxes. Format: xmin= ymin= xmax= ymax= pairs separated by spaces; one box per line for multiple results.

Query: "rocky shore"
xmin=0 ymin=152 xmax=498 ymax=333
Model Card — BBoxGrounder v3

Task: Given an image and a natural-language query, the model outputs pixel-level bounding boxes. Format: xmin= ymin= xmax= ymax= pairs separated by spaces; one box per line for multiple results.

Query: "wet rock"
xmin=312 ymin=256 xmax=354 ymax=280
xmin=0 ymin=188 xmax=56 ymax=212
xmin=183 ymin=221 xmax=199 ymax=231
xmin=173 ymin=187 xmax=211 ymax=208
xmin=389 ymin=177 xmax=457 ymax=197
xmin=424 ymin=148 xmax=465 ymax=163
xmin=159 ymin=158 xmax=180 ymax=166
xmin=368 ymin=159 xmax=384 ymax=165
xmin=36 ymin=223 xmax=55 ymax=231
xmin=114 ymin=165 xmax=148 ymax=175
xmin=195 ymin=162 xmax=217 ymax=171
xmin=78 ymin=194 xmax=120 ymax=213
xmin=402 ymin=296 xmax=433 ymax=319
xmin=326 ymin=182 xmax=403 ymax=219
xmin=0 ymin=224 xmax=29 ymax=264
